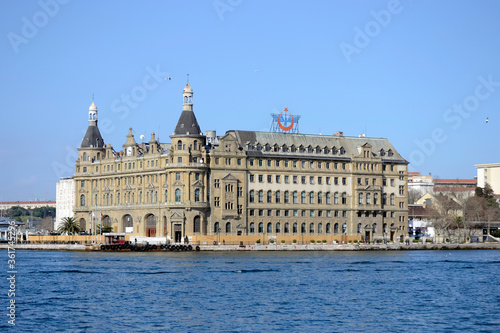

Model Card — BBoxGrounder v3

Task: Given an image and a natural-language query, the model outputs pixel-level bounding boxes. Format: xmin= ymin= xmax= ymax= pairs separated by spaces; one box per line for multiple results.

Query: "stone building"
xmin=73 ymin=83 xmax=408 ymax=243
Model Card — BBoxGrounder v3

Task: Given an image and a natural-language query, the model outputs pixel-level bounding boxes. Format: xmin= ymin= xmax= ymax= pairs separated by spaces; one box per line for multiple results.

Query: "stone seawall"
xmin=0 ymin=242 xmax=499 ymax=251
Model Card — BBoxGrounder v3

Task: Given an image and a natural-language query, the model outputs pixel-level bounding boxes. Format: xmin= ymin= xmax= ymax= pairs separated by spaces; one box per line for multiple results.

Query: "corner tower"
xmin=167 ymin=82 xmax=209 ymax=242
xmin=78 ymin=101 xmax=105 ymax=163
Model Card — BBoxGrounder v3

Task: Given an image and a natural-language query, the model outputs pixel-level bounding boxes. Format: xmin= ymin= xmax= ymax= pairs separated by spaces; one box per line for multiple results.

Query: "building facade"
xmin=73 ymin=83 xmax=409 ymax=243
xmin=476 ymin=163 xmax=500 ymax=195
xmin=55 ymin=177 xmax=75 ymax=230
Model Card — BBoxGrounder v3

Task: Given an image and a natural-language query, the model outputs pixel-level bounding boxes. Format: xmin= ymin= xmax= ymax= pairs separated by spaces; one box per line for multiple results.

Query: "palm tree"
xmin=58 ymin=217 xmax=81 ymax=236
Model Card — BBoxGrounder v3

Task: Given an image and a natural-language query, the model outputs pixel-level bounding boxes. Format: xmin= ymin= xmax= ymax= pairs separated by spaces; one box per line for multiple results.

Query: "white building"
xmin=408 ymin=172 xmax=434 ymax=196
xmin=56 ymin=177 xmax=75 ymax=230
xmin=475 ymin=163 xmax=500 ymax=194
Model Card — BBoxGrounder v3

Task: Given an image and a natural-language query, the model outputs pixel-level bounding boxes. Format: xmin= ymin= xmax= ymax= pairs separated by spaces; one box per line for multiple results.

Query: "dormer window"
xmin=380 ymin=149 xmax=385 ymax=156
xmin=388 ymin=149 xmax=393 ymax=157
xmin=340 ymin=147 xmax=345 ymax=155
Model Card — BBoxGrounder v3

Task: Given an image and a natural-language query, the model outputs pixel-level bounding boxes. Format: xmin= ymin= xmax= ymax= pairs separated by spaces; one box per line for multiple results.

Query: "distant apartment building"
xmin=0 ymin=200 xmax=56 ymax=211
xmin=56 ymin=177 xmax=75 ymax=230
xmin=408 ymin=172 xmax=433 ymax=196
xmin=475 ymin=163 xmax=500 ymax=195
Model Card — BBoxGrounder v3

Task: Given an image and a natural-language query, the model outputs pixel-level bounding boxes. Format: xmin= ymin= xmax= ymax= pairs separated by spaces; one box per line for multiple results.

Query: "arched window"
xmin=372 ymin=223 xmax=377 ymax=234
xmin=226 ymin=222 xmax=231 ymax=233
xmin=309 ymin=191 xmax=314 ymax=204
xmin=383 ymin=193 xmax=387 ymax=205
xmin=284 ymin=191 xmax=289 ymax=204
xmin=293 ymin=191 xmax=298 ymax=204
xmin=301 ymin=223 xmax=306 ymax=234
xmin=194 ymin=140 xmax=198 ymax=150
xmin=249 ymin=190 xmax=255 ymax=203
xmin=374 ymin=193 xmax=379 ymax=205
xmin=390 ymin=193 xmax=395 ymax=205
xmin=357 ymin=223 xmax=362 ymax=234
xmin=267 ymin=190 xmax=272 ymax=203
xmin=258 ymin=222 xmax=263 ymax=233
xmin=177 ymin=140 xmax=182 ymax=150
xmin=276 ymin=222 xmax=281 ymax=233
xmin=214 ymin=222 xmax=219 ymax=233
xmin=194 ymin=189 xmax=200 ymax=202
xmin=334 ymin=223 xmax=339 ymax=234
xmin=275 ymin=191 xmax=280 ymax=204
xmin=194 ymin=216 xmax=201 ymax=233
xmin=250 ymin=223 xmax=255 ymax=233
xmin=342 ymin=223 xmax=347 ymax=234
xmin=318 ymin=192 xmax=322 ymax=204
xmin=366 ymin=193 xmax=371 ymax=204
xmin=334 ymin=192 xmax=339 ymax=204
xmin=309 ymin=223 xmax=314 ymax=233
xmin=342 ymin=192 xmax=347 ymax=204
xmin=326 ymin=192 xmax=331 ymax=204
xmin=293 ymin=223 xmax=298 ymax=233
xmin=359 ymin=193 xmax=363 ymax=204
xmin=80 ymin=194 xmax=85 ymax=206
xmin=284 ymin=222 xmax=289 ymax=233
xmin=83 ymin=152 xmax=87 ymax=161
xmin=175 ymin=189 xmax=181 ymax=202
xmin=164 ymin=190 xmax=167 ymax=202
xmin=301 ymin=191 xmax=306 ymax=204
xmin=383 ymin=223 xmax=387 ymax=233
xmin=318 ymin=223 xmax=323 ymax=233
xmin=258 ymin=190 xmax=263 ymax=203
xmin=267 ymin=223 xmax=272 ymax=233
xmin=326 ymin=223 xmax=331 ymax=233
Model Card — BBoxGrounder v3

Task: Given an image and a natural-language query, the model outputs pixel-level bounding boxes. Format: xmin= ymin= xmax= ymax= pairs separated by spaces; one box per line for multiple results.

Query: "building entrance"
xmin=174 ymin=224 xmax=182 ymax=243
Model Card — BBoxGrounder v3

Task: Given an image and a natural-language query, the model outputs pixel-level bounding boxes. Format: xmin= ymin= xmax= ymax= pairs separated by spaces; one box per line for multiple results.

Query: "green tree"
xmin=97 ymin=224 xmax=113 ymax=234
xmin=57 ymin=217 xmax=81 ymax=235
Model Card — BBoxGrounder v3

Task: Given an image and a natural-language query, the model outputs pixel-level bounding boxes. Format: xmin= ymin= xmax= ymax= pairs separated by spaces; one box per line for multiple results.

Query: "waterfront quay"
xmin=1 ymin=242 xmax=499 ymax=251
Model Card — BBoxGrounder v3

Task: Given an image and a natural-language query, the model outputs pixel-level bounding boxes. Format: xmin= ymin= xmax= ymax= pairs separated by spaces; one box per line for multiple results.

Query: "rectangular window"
xmin=215 ymin=158 xmax=219 ymax=165
xmin=326 ymin=162 xmax=330 ymax=169
xmin=302 ymin=161 xmax=306 ymax=168
xmin=238 ymin=205 xmax=242 ymax=214
xmin=318 ymin=162 xmax=322 ymax=169
xmin=293 ymin=210 xmax=298 ymax=217
xmin=293 ymin=161 xmax=297 ymax=168
xmin=310 ymin=210 xmax=314 ymax=217
xmin=342 ymin=211 xmax=347 ymax=217
xmin=259 ymin=160 xmax=263 ymax=167
xmin=342 ymin=178 xmax=347 ymax=185
xmin=81 ymin=181 xmax=85 ymax=188
xmin=276 ymin=175 xmax=281 ymax=183
xmin=391 ymin=179 xmax=395 ymax=186
xmin=267 ymin=210 xmax=272 ymax=217
xmin=238 ymin=187 xmax=243 ymax=197
xmin=250 ymin=175 xmax=255 ymax=182
xmin=334 ymin=177 xmax=338 ymax=185
xmin=317 ymin=177 xmax=322 ymax=185
xmin=276 ymin=210 xmax=281 ymax=217
xmin=284 ymin=210 xmax=289 ymax=217
xmin=267 ymin=175 xmax=272 ymax=183
xmin=342 ymin=163 xmax=346 ymax=170
xmin=326 ymin=177 xmax=331 ymax=185
xmin=259 ymin=175 xmax=263 ymax=183
xmin=214 ymin=197 xmax=220 ymax=207
xmin=327 ymin=210 xmax=331 ymax=217
xmin=195 ymin=173 xmax=200 ymax=181
xmin=284 ymin=160 xmax=289 ymax=167
xmin=176 ymin=172 xmax=181 ymax=180
xmin=293 ymin=176 xmax=298 ymax=184
xmin=259 ymin=210 xmax=263 ymax=216
xmin=357 ymin=178 xmax=362 ymax=185
xmin=267 ymin=160 xmax=272 ymax=167
xmin=214 ymin=179 xmax=220 ymax=188
xmin=237 ymin=159 xmax=241 ymax=165
xmin=250 ymin=209 xmax=254 ymax=216
xmin=310 ymin=161 xmax=314 ymax=169
xmin=250 ymin=159 xmax=254 ymax=166
xmin=284 ymin=176 xmax=289 ymax=184
xmin=301 ymin=176 xmax=306 ymax=184
xmin=309 ymin=177 xmax=314 ymax=185
xmin=178 ymin=157 xmax=182 ymax=163
xmin=225 ymin=158 xmax=231 ymax=165
xmin=276 ymin=160 xmax=280 ymax=167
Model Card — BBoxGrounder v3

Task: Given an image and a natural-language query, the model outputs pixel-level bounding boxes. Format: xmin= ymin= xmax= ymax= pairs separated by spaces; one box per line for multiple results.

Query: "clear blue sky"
xmin=1 ymin=0 xmax=500 ymax=201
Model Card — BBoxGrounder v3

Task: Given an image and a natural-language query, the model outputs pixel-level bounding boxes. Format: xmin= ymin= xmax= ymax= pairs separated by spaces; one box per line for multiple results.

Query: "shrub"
xmin=412 ymin=239 xmax=419 ymax=243
xmin=353 ymin=240 xmax=358 ymax=243
xmin=269 ymin=239 xmax=275 ymax=244
xmin=322 ymin=239 xmax=327 ymax=243
xmin=281 ymin=239 xmax=286 ymax=244
xmin=348 ymin=240 xmax=352 ymax=243
xmin=292 ymin=239 xmax=297 ymax=243
xmin=426 ymin=239 xmax=432 ymax=243
xmin=310 ymin=240 xmax=315 ymax=243
xmin=256 ymin=239 xmax=261 ymax=244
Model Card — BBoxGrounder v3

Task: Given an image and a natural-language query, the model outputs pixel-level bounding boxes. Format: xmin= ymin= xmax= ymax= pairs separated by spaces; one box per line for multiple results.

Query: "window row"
xmin=249 ymin=190 xmax=348 ymax=205
xmin=247 ymin=222 xmax=348 ymax=234
xmin=249 ymin=174 xmax=348 ymax=186
xmin=249 ymin=159 xmax=348 ymax=171
xmin=249 ymin=209 xmax=348 ymax=218
xmin=246 ymin=143 xmax=347 ymax=156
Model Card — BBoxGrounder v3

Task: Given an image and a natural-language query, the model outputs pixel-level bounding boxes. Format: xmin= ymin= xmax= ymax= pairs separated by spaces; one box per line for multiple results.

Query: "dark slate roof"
xmin=229 ymin=130 xmax=407 ymax=163
xmin=173 ymin=110 xmax=202 ymax=136
xmin=81 ymin=125 xmax=104 ymax=148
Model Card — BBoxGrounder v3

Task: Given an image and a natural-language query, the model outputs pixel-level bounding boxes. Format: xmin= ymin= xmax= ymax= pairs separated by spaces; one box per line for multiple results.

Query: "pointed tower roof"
xmin=173 ymin=83 xmax=202 ymax=136
xmin=123 ymin=127 xmax=137 ymax=147
xmin=81 ymin=101 xmax=104 ymax=148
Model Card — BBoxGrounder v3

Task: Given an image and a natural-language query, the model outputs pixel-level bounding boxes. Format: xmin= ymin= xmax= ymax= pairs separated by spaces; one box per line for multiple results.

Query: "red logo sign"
xmin=278 ymin=107 xmax=294 ymax=131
